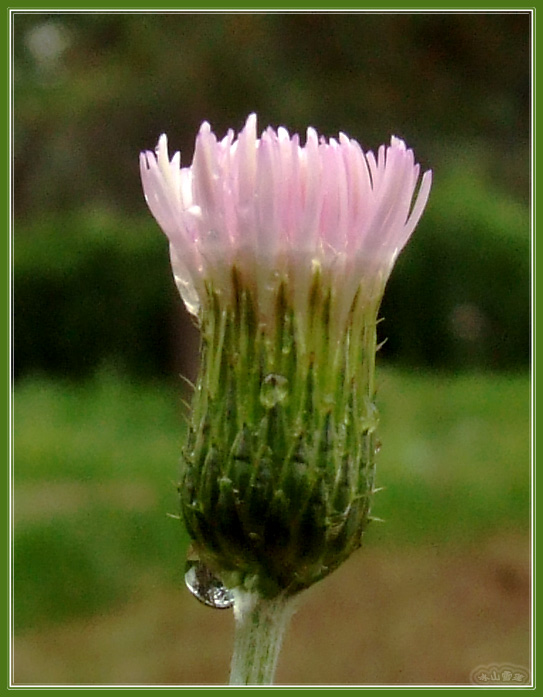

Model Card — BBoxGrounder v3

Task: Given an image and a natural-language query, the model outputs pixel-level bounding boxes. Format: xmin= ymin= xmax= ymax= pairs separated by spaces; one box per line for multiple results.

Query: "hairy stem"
xmin=229 ymin=590 xmax=298 ymax=685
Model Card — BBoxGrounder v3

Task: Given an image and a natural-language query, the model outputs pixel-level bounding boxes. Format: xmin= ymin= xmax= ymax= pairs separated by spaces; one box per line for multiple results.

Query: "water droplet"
xmin=361 ymin=398 xmax=380 ymax=433
xmin=170 ymin=246 xmax=199 ymax=317
xmin=259 ymin=373 xmax=289 ymax=409
xmin=323 ymin=392 xmax=335 ymax=407
xmin=185 ymin=551 xmax=234 ymax=609
xmin=281 ymin=331 xmax=294 ymax=355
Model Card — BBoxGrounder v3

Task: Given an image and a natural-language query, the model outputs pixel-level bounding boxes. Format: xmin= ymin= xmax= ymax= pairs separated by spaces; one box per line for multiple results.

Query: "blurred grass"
xmin=12 ymin=367 xmax=531 ymax=634
xmin=371 ymin=366 xmax=531 ymax=546
xmin=13 ymin=370 xmax=191 ymax=631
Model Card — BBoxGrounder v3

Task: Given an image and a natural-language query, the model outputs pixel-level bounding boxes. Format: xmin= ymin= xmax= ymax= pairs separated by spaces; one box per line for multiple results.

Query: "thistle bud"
xmin=140 ymin=115 xmax=431 ymax=601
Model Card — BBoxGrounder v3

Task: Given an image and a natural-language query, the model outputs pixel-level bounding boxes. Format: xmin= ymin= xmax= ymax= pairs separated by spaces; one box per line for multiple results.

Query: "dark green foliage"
xmin=13 ymin=209 xmax=192 ymax=381
xmin=12 ymin=13 xmax=530 ymax=377
xmin=380 ymin=162 xmax=530 ymax=371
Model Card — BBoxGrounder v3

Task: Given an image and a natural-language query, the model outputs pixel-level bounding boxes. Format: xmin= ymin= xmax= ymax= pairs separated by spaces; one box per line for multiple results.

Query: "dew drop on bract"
xmin=259 ymin=373 xmax=289 ymax=409
xmin=184 ymin=552 xmax=235 ymax=610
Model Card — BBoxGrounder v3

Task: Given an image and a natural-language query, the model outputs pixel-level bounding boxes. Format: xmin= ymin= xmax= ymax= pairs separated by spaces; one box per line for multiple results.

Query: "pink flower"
xmin=139 ymin=115 xmax=433 ymax=612
xmin=140 ymin=114 xmax=432 ymax=323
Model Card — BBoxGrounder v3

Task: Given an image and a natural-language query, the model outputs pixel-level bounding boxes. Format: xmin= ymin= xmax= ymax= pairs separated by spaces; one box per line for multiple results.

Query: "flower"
xmin=140 ymin=115 xmax=432 ymax=600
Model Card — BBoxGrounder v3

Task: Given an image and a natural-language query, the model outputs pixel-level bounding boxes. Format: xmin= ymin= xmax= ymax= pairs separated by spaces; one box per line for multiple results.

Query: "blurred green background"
xmin=12 ymin=12 xmax=531 ymax=686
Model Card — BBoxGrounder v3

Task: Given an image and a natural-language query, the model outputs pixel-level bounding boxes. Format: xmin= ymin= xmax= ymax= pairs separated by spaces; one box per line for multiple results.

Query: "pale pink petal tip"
xmin=246 ymin=113 xmax=257 ymax=127
xmin=156 ymin=133 xmax=168 ymax=156
xmin=390 ymin=135 xmax=407 ymax=150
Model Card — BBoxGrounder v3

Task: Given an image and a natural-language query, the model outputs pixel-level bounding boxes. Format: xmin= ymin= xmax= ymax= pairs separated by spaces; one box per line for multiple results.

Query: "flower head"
xmin=140 ymin=114 xmax=431 ymax=325
xmin=140 ymin=116 xmax=431 ymax=600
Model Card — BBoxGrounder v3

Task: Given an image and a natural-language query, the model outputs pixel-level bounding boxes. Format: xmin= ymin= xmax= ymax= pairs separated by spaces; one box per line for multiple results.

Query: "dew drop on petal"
xmin=259 ymin=373 xmax=289 ymax=408
xmin=169 ymin=245 xmax=200 ymax=317
xmin=184 ymin=551 xmax=234 ymax=609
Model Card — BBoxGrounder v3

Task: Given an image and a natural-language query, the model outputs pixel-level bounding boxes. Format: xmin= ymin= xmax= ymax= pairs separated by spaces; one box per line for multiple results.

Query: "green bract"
xmin=181 ymin=267 xmax=380 ymax=599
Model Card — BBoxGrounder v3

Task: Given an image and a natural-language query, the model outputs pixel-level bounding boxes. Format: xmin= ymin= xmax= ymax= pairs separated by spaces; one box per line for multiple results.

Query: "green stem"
xmin=229 ymin=590 xmax=297 ymax=685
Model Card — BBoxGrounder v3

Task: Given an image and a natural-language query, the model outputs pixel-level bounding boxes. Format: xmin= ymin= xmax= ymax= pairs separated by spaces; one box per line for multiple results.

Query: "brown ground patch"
xmin=13 ymin=533 xmax=531 ymax=686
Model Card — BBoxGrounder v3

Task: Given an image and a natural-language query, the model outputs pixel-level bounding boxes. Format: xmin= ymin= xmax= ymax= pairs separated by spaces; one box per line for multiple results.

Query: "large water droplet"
xmin=259 ymin=373 xmax=289 ymax=409
xmin=184 ymin=551 xmax=234 ymax=609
